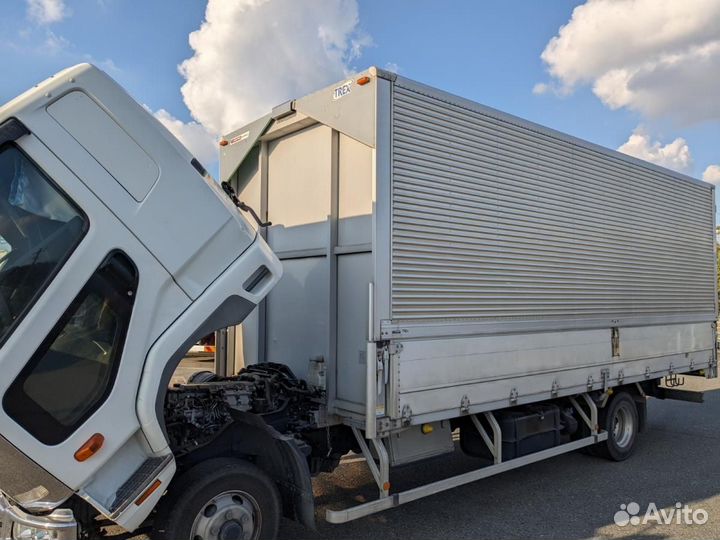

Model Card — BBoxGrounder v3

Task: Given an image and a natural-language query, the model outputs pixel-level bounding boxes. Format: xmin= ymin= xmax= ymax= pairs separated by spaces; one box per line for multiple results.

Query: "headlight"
xmin=12 ymin=523 xmax=54 ymax=540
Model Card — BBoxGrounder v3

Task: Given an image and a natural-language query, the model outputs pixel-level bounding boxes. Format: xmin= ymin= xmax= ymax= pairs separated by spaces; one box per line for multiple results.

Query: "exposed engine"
xmin=165 ymin=363 xmax=324 ymax=456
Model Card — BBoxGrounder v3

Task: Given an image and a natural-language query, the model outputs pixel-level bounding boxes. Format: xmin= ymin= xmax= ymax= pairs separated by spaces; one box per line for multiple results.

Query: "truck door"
xmin=0 ymin=126 xmax=183 ymax=514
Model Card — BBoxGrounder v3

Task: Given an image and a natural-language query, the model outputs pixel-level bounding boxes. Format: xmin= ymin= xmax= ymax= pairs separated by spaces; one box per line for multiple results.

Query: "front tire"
xmin=152 ymin=458 xmax=281 ymax=540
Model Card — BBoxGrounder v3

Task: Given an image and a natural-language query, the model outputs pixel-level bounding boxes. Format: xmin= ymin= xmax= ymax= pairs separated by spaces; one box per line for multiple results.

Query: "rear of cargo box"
xmin=222 ymin=68 xmax=717 ymax=430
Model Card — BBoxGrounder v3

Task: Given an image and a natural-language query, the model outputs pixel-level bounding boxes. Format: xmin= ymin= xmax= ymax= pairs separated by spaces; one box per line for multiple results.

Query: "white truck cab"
xmin=0 ymin=64 xmax=281 ymax=539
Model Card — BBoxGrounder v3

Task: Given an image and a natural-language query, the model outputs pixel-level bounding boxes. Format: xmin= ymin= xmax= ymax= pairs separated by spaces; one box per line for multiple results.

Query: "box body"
xmin=222 ymin=68 xmax=717 ymax=431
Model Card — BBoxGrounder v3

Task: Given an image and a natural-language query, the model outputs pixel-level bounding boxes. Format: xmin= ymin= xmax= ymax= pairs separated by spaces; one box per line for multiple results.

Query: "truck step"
xmin=108 ymin=456 xmax=170 ymax=515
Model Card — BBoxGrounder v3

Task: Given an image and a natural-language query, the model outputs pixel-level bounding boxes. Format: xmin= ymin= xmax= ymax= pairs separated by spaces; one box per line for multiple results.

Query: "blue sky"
xmin=1 ymin=0 xmax=718 ymax=188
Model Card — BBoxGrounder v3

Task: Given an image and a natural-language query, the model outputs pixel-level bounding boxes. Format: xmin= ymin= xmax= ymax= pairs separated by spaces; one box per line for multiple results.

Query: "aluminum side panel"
xmin=390 ymin=81 xmax=716 ymax=327
xmin=393 ymin=322 xmax=715 ymax=419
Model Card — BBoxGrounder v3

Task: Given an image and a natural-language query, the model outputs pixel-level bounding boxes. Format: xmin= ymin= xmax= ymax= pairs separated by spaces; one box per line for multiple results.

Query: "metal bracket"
xmin=401 ymin=404 xmax=412 ymax=425
xmin=0 ymin=118 xmax=30 ymax=146
xmin=351 ymin=426 xmax=390 ymax=498
xmin=376 ymin=417 xmax=404 ymax=437
xmin=664 ymin=372 xmax=685 ymax=388
xmin=551 ymin=380 xmax=559 ymax=397
xmin=644 ymin=366 xmax=651 ymax=379
xmin=664 ymin=362 xmax=685 ymax=387
xmin=326 ymin=432 xmax=608 ymax=524
xmin=221 ymin=181 xmax=272 ymax=227
xmin=271 ymin=100 xmax=296 ymax=120
xmin=586 ymin=375 xmax=594 ymax=390
xmin=617 ymin=369 xmax=624 ymax=384
xmin=600 ymin=368 xmax=610 ymax=392
xmin=470 ymin=412 xmax=502 ymax=465
xmin=599 ymin=391 xmax=610 ymax=409
xmin=569 ymin=394 xmax=599 ymax=435
xmin=509 ymin=388 xmax=518 ymax=404
xmin=611 ymin=327 xmax=620 ymax=357
xmin=377 ymin=347 xmax=389 ymax=396
xmin=460 ymin=395 xmax=470 ymax=413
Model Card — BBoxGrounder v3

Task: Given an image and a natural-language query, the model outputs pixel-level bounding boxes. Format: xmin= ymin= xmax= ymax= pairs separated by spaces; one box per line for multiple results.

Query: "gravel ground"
xmin=113 ymin=373 xmax=720 ymax=540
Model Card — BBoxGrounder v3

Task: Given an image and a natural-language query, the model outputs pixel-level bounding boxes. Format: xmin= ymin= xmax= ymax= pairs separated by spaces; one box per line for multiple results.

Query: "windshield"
xmin=0 ymin=145 xmax=87 ymax=345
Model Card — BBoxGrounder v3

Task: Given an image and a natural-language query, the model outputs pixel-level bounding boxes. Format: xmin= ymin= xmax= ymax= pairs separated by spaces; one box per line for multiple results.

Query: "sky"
xmin=1 ymin=0 xmax=718 ymax=195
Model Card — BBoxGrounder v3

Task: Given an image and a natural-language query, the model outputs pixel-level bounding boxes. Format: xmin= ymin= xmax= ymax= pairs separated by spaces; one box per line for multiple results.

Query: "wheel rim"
xmin=190 ymin=490 xmax=261 ymax=540
xmin=611 ymin=401 xmax=635 ymax=449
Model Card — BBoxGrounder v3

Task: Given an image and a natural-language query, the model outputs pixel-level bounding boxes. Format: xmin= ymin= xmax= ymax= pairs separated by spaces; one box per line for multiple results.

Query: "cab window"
xmin=0 ymin=145 xmax=87 ymax=346
xmin=3 ymin=252 xmax=137 ymax=445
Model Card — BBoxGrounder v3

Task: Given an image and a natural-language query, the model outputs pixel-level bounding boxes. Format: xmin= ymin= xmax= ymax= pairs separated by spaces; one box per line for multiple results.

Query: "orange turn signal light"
xmin=357 ymin=75 xmax=371 ymax=86
xmin=219 ymin=139 xmax=229 ymax=147
xmin=74 ymin=433 xmax=105 ymax=462
xmin=135 ymin=479 xmax=162 ymax=506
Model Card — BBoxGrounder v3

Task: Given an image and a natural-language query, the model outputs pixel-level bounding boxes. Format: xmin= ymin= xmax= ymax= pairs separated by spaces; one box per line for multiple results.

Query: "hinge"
xmin=0 ymin=118 xmax=30 ymax=146
xmin=271 ymin=100 xmax=295 ymax=119
xmin=551 ymin=379 xmax=559 ymax=397
xmin=611 ymin=327 xmax=620 ymax=357
xmin=587 ymin=375 xmax=595 ymax=390
xmin=460 ymin=394 xmax=470 ymax=413
xmin=377 ymin=346 xmax=390 ymax=395
xmin=509 ymin=388 xmax=519 ymax=404
xmin=401 ymin=404 xmax=412 ymax=425
xmin=601 ymin=368 xmax=610 ymax=392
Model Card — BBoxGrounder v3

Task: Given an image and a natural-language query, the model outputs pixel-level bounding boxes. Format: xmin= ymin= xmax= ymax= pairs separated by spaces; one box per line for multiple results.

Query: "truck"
xmin=0 ymin=63 xmax=715 ymax=540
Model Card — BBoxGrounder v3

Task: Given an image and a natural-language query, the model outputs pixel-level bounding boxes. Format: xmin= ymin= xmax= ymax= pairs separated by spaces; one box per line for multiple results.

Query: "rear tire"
xmin=593 ymin=391 xmax=639 ymax=461
xmin=152 ymin=458 xmax=281 ymax=540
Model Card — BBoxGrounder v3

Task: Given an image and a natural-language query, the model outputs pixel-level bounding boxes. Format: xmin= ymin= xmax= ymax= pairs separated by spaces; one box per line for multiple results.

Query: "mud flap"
xmin=228 ymin=412 xmax=316 ymax=530
xmin=272 ymin=433 xmax=316 ymax=529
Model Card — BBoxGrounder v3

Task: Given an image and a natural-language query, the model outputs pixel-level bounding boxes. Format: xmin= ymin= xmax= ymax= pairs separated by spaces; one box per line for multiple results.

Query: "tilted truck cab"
xmin=0 ymin=64 xmax=283 ymax=538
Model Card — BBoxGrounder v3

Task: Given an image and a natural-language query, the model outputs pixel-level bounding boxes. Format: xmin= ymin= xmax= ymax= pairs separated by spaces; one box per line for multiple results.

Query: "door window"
xmin=0 ymin=145 xmax=87 ymax=346
xmin=3 ymin=252 xmax=138 ymax=445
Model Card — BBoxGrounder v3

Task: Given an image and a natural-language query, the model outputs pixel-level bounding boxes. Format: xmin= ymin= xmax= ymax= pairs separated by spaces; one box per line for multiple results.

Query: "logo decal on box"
xmin=333 ymin=80 xmax=353 ymax=100
xmin=229 ymin=131 xmax=250 ymax=146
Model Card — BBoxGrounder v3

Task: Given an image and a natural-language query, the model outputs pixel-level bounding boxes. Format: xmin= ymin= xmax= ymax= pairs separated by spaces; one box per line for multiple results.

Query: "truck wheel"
xmin=153 ymin=458 xmax=280 ymax=540
xmin=595 ymin=392 xmax=639 ymax=461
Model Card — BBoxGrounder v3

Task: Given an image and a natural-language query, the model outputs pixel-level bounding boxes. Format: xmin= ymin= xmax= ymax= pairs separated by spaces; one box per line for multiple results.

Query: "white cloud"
xmin=703 ymin=164 xmax=720 ymax=185
xmin=42 ymin=30 xmax=69 ymax=54
xmin=153 ymin=109 xmax=217 ymax=168
xmin=384 ymin=62 xmax=400 ymax=74
xmin=178 ymin=0 xmax=370 ymax=136
xmin=26 ymin=0 xmax=68 ymax=25
xmin=618 ymin=127 xmax=693 ymax=173
xmin=538 ymin=0 xmax=720 ymax=124
xmin=532 ymin=82 xmax=550 ymax=95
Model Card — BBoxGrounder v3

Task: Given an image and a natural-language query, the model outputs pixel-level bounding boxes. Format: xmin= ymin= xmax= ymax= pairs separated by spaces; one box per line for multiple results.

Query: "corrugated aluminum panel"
xmin=391 ymin=82 xmax=716 ymax=323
